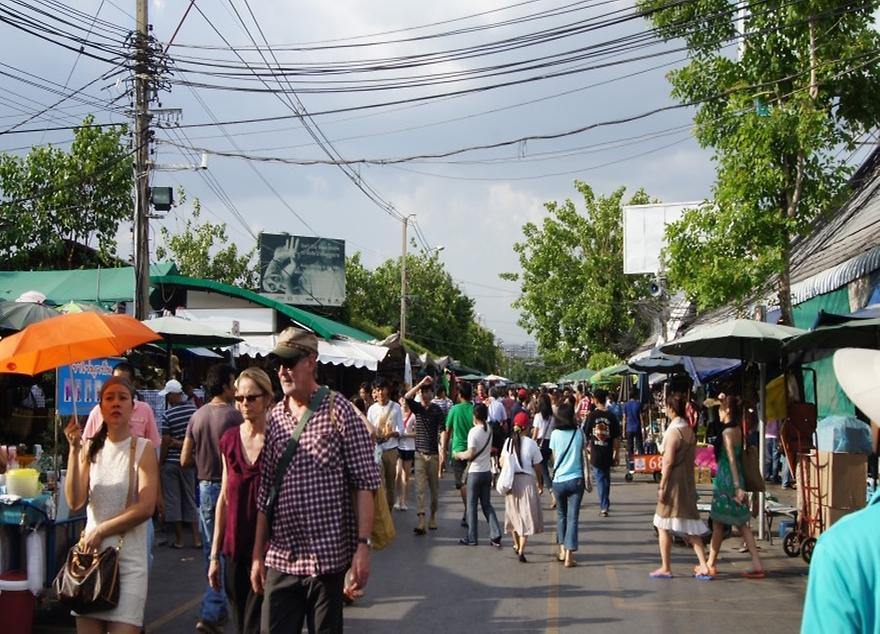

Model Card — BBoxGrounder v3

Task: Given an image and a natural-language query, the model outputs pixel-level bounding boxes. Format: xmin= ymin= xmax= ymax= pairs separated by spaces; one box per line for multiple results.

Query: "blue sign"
xmin=55 ymin=358 xmax=123 ymax=416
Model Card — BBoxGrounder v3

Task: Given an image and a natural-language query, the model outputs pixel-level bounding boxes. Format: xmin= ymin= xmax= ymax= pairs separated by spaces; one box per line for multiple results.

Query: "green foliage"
xmin=343 ymin=250 xmax=501 ymax=371
xmin=639 ymin=0 xmax=880 ymax=317
xmin=499 ymin=355 xmax=554 ymax=387
xmin=0 ymin=116 xmax=132 ymax=269
xmin=156 ymin=193 xmax=259 ymax=288
xmin=503 ymin=181 xmax=654 ymax=367
xmin=587 ymin=351 xmax=623 ymax=371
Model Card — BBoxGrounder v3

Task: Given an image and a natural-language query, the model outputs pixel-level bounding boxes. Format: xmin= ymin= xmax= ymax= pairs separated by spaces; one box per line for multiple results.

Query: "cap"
xmin=513 ymin=411 xmax=530 ymax=428
xmin=833 ymin=348 xmax=880 ymax=422
xmin=159 ymin=379 xmax=183 ymax=396
xmin=272 ymin=327 xmax=319 ymax=359
xmin=517 ymin=388 xmax=528 ymax=399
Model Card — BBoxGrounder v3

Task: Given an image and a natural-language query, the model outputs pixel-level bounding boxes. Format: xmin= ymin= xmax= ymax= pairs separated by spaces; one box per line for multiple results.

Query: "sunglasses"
xmin=235 ymin=394 xmax=266 ymax=403
xmin=274 ymin=355 xmax=306 ymax=370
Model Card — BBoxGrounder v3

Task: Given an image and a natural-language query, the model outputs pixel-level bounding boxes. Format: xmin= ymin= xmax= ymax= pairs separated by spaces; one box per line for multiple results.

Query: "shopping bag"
xmin=495 ymin=455 xmax=515 ymax=495
xmin=741 ymin=445 xmax=765 ymax=492
xmin=371 ymin=486 xmax=395 ymax=550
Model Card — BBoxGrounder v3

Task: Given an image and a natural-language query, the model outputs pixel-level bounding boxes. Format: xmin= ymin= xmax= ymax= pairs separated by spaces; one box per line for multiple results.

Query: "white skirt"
xmin=653 ymin=514 xmax=709 ymax=537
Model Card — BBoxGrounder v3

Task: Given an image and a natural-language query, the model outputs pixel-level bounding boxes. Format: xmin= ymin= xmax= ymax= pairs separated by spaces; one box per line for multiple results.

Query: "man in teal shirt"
xmin=441 ymin=381 xmax=474 ymax=527
xmin=802 ymin=348 xmax=880 ymax=633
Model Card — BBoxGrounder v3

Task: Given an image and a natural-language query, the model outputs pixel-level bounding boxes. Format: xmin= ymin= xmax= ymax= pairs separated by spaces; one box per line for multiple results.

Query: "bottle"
xmin=44 ymin=494 xmax=56 ymax=521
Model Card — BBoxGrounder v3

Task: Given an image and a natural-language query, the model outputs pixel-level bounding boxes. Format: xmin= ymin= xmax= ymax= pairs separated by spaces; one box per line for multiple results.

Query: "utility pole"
xmin=399 ymin=214 xmax=413 ymax=343
xmin=133 ymin=0 xmax=151 ymax=319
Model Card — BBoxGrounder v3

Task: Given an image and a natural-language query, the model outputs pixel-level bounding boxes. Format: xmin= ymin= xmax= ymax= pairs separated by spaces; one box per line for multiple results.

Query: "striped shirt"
xmin=406 ymin=397 xmax=444 ymax=454
xmin=160 ymin=402 xmax=197 ymax=463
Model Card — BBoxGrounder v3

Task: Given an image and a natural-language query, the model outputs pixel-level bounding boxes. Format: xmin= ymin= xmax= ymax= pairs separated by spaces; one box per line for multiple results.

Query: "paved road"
xmin=39 ymin=470 xmax=809 ymax=633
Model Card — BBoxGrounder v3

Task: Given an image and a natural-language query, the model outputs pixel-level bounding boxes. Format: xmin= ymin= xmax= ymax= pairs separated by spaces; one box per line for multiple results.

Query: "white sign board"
xmin=622 ymin=201 xmax=702 ymax=274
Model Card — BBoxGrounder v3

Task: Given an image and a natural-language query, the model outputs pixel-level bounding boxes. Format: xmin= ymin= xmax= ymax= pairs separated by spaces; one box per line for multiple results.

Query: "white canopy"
xmin=237 ymin=335 xmax=388 ymax=371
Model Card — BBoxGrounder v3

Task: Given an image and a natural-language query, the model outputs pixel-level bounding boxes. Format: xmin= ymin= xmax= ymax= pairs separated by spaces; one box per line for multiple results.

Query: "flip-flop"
xmin=741 ymin=570 xmax=767 ymax=579
xmin=693 ymin=565 xmax=717 ymax=577
xmin=170 ymin=543 xmax=184 ymax=549
xmin=649 ymin=570 xmax=673 ymax=579
xmin=693 ymin=573 xmax=713 ymax=581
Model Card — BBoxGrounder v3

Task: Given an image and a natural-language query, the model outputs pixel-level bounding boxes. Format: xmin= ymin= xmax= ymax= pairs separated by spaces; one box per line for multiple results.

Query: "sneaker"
xmin=393 ymin=503 xmax=402 ymax=511
xmin=196 ymin=620 xmax=223 ymax=634
xmin=489 ymin=537 xmax=502 ymax=548
xmin=459 ymin=538 xmax=477 ymax=546
xmin=600 ymin=509 xmax=609 ymax=517
xmin=400 ymin=503 xmax=408 ymax=511
xmin=428 ymin=516 xmax=438 ymax=530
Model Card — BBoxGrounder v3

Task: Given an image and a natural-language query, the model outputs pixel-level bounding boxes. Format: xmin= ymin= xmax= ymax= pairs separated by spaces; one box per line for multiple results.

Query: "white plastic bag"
xmin=495 ymin=440 xmax=518 ymax=496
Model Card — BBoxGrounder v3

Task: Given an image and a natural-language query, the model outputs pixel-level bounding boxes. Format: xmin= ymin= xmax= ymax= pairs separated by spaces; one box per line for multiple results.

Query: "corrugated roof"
xmin=0 ymin=263 xmax=177 ymax=304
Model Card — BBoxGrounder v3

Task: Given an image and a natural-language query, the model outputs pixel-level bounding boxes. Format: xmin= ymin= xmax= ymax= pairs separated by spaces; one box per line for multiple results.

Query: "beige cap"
xmin=272 ymin=327 xmax=319 ymax=359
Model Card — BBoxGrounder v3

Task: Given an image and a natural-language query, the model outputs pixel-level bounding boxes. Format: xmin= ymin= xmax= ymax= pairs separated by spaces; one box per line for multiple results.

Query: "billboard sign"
xmin=56 ymin=357 xmax=123 ymax=416
xmin=258 ymin=233 xmax=346 ymax=306
xmin=622 ymin=201 xmax=702 ymax=275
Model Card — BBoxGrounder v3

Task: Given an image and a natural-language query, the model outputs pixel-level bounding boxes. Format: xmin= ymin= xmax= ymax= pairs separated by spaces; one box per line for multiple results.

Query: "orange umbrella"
xmin=0 ymin=312 xmax=161 ymax=376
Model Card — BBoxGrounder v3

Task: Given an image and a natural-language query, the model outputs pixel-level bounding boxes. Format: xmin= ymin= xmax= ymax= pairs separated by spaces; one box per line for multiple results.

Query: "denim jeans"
xmin=765 ymin=438 xmax=781 ymax=479
xmin=199 ymin=480 xmax=227 ymax=623
xmin=552 ymin=478 xmax=584 ymax=551
xmin=592 ymin=466 xmax=611 ymax=512
xmin=466 ymin=470 xmax=501 ymax=544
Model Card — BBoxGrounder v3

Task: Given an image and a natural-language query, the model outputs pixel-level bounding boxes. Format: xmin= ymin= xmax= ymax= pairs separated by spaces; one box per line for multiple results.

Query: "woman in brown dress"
xmin=651 ymin=393 xmax=710 ymax=579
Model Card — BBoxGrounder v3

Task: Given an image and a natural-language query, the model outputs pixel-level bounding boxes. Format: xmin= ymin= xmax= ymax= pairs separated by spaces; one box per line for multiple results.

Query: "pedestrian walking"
xmin=584 ymin=389 xmax=621 ymax=517
xmin=532 ymin=393 xmax=556 ymax=507
xmin=705 ymin=394 xmax=765 ymax=578
xmin=63 ymin=377 xmax=160 ymax=633
xmin=651 ymin=394 xmax=710 ymax=579
xmin=623 ymin=391 xmax=644 ymax=471
xmin=404 ymin=377 xmax=444 ymax=535
xmin=454 ymin=403 xmax=502 ymax=547
xmin=501 ymin=411 xmax=543 ymax=563
xmin=208 ymin=368 xmax=272 ymax=634
xmin=549 ymin=404 xmax=584 ymax=568
xmin=441 ymin=381 xmax=475 ymax=527
xmin=181 ymin=364 xmax=244 ymax=634
xmin=367 ymin=376 xmax=403 ymax=511
xmin=251 ymin=327 xmax=380 ymax=634
xmin=157 ymin=379 xmax=200 ymax=550
xmin=396 ymin=397 xmax=417 ymax=510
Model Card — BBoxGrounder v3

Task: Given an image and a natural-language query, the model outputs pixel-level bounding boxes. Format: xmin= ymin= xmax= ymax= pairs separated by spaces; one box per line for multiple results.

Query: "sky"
xmin=0 ymin=1 xmax=762 ymax=347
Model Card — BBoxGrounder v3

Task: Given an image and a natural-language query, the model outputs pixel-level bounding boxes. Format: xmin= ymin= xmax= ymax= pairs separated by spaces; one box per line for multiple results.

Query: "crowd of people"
xmin=58 ymin=327 xmax=790 ymax=634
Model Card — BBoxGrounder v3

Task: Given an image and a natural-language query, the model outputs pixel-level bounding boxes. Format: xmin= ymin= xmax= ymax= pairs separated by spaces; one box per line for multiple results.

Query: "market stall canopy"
xmin=0 ymin=300 xmax=59 ymax=332
xmin=484 ymin=374 xmax=511 ymax=383
xmin=142 ymin=315 xmax=243 ymax=348
xmin=558 ymin=368 xmax=595 ymax=383
xmin=236 ymin=334 xmax=388 ymax=371
xmin=783 ymin=316 xmax=880 ymax=363
xmin=0 ymin=312 xmax=161 ymax=375
xmin=57 ymin=301 xmax=106 ymax=314
xmin=589 ymin=363 xmax=629 ymax=385
xmin=627 ymin=348 xmax=687 ymax=374
xmin=458 ymin=373 xmax=486 ymax=381
xmin=660 ymin=319 xmax=805 ymax=362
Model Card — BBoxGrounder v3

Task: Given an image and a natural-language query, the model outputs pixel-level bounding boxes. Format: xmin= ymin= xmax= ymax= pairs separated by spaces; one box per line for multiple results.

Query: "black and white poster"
xmin=258 ymin=233 xmax=346 ymax=306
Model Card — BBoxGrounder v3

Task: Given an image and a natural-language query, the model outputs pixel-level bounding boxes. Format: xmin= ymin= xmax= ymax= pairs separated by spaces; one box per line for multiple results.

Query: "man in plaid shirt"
xmin=251 ymin=327 xmax=380 ymax=633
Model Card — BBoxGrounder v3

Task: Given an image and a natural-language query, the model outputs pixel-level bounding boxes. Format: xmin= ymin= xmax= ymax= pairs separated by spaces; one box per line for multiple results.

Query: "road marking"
xmin=146 ymin=593 xmax=202 ymax=632
xmin=547 ymin=554 xmax=560 ymax=633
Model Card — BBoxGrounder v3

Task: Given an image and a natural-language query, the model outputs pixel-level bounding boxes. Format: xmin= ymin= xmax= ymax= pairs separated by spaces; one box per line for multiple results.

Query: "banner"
xmin=258 ymin=233 xmax=346 ymax=306
xmin=56 ymin=358 xmax=123 ymax=416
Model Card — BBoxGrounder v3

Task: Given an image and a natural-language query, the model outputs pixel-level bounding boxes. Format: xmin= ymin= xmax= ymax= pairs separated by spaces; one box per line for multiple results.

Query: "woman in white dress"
xmin=64 ymin=376 xmax=160 ymax=633
xmin=501 ymin=411 xmax=544 ymax=563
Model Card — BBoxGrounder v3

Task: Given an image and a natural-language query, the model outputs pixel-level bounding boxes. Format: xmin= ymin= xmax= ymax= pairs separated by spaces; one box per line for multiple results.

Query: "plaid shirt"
xmin=257 ymin=390 xmax=380 ymax=577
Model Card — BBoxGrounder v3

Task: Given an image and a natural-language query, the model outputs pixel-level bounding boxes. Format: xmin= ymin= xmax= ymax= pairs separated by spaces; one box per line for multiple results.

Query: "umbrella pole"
xmin=758 ymin=362 xmax=766 ymax=541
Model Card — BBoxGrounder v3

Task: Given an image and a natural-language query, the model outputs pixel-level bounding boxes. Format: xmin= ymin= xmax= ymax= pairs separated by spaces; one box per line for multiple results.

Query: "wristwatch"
xmin=357 ymin=537 xmax=372 ymax=549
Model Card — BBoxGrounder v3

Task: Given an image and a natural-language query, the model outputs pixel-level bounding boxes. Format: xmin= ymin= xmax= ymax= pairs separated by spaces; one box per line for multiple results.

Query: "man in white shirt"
xmin=367 ymin=377 xmax=403 ymax=511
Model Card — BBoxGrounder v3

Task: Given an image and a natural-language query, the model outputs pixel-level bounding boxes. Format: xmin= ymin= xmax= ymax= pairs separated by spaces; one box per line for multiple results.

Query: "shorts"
xmin=453 ymin=458 xmax=469 ymax=489
xmin=398 ymin=449 xmax=415 ymax=462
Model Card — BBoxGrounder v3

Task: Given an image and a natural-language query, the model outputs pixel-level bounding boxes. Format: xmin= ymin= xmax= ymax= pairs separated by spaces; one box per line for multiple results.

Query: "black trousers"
xmin=225 ymin=556 xmax=262 ymax=634
xmin=262 ymin=567 xmax=345 ymax=634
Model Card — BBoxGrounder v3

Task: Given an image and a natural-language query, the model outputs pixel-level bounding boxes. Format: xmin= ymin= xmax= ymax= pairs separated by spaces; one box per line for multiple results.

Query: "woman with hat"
xmin=549 ymin=404 xmax=585 ymax=568
xmin=501 ymin=411 xmax=544 ymax=562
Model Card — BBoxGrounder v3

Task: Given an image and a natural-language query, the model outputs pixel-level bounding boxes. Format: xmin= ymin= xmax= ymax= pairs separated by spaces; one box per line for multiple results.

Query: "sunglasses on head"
xmin=235 ymin=393 xmax=265 ymax=403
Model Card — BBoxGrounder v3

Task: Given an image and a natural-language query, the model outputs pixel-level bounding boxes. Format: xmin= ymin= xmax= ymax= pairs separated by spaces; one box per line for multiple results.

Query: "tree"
xmin=639 ymin=0 xmax=880 ymax=321
xmin=502 ymin=181 xmax=654 ymax=369
xmin=343 ymin=248 xmax=501 ymax=371
xmin=156 ymin=193 xmax=259 ymax=288
xmin=587 ymin=351 xmax=623 ymax=371
xmin=0 ymin=116 xmax=132 ymax=269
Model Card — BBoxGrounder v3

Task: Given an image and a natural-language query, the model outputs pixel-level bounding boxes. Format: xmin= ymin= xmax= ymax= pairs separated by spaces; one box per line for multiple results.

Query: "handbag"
xmin=54 ymin=438 xmax=136 ymax=613
xmin=370 ymin=485 xmax=396 ymax=550
xmin=495 ymin=439 xmax=518 ymax=496
xmin=741 ymin=421 xmax=765 ymax=493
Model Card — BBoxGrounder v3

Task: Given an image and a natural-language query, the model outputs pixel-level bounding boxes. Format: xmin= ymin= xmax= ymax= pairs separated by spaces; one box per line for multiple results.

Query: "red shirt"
xmin=220 ymin=426 xmax=261 ymax=560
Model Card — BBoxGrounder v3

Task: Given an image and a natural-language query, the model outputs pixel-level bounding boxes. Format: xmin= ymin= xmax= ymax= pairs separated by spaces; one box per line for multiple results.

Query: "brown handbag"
xmin=741 ymin=421 xmax=766 ymax=493
xmin=54 ymin=438 xmax=137 ymax=614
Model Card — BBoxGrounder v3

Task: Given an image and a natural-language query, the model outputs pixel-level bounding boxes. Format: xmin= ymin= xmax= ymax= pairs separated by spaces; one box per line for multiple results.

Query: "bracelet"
xmin=209 ymin=554 xmax=220 ymax=561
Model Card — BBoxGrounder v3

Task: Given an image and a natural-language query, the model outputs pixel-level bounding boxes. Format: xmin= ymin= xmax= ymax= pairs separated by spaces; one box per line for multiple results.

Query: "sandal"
xmin=741 ymin=570 xmax=766 ymax=579
xmin=649 ymin=570 xmax=673 ymax=579
xmin=693 ymin=564 xmax=717 ymax=577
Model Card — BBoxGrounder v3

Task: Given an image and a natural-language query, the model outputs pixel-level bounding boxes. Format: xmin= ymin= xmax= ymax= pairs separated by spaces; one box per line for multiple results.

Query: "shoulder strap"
xmin=265 ymin=386 xmax=329 ymax=525
xmin=127 ymin=437 xmax=137 ymax=507
xmin=551 ymin=430 xmax=577 ymax=480
xmin=471 ymin=426 xmax=492 ymax=462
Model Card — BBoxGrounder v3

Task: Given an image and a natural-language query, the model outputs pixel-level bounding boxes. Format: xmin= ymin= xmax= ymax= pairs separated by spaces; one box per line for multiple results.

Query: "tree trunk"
xmin=778 ymin=234 xmax=794 ymax=326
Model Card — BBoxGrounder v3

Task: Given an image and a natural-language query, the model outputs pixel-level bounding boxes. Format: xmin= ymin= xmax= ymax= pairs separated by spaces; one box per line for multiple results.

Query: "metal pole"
xmin=399 ymin=215 xmax=409 ymax=343
xmin=758 ymin=362 xmax=767 ymax=540
xmin=133 ymin=0 xmax=151 ymax=320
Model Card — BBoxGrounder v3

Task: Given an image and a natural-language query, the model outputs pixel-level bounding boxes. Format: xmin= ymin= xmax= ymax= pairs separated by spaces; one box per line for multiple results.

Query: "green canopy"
xmin=558 ymin=367 xmax=595 ymax=383
xmin=589 ymin=363 xmax=629 ymax=385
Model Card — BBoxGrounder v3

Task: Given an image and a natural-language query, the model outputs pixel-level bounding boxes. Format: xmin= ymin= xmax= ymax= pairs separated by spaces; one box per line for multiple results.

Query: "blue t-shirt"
xmin=549 ymin=428 xmax=584 ymax=483
xmin=623 ymin=399 xmax=642 ymax=433
xmin=801 ymin=489 xmax=880 ymax=633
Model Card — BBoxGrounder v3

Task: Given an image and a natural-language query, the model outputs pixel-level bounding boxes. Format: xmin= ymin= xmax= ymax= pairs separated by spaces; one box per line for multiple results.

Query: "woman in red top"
xmin=208 ymin=368 xmax=273 ymax=634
